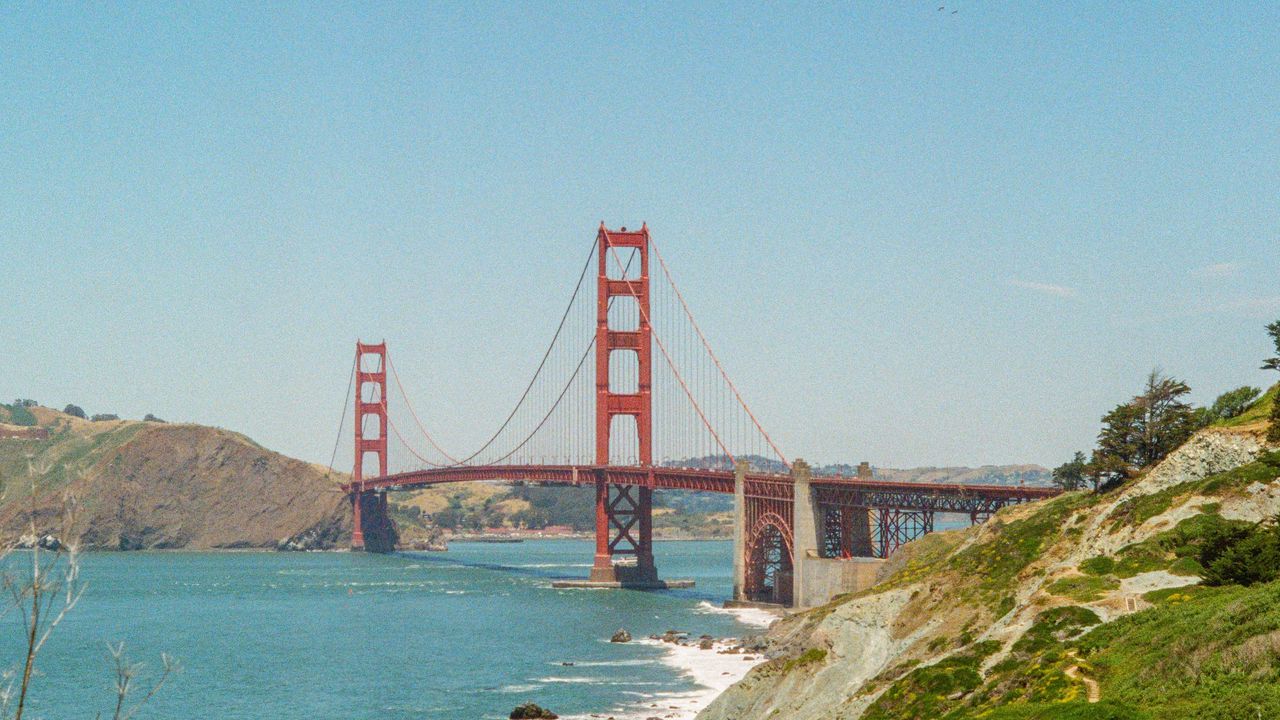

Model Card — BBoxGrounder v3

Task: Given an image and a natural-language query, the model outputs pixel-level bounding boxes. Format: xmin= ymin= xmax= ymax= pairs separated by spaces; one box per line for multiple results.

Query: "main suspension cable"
xmin=488 ymin=249 xmax=638 ymax=465
xmin=387 ymin=355 xmax=463 ymax=465
xmin=453 ymin=238 xmax=599 ymax=465
xmin=606 ymin=242 xmax=735 ymax=465
xmin=326 ymin=351 xmax=358 ymax=477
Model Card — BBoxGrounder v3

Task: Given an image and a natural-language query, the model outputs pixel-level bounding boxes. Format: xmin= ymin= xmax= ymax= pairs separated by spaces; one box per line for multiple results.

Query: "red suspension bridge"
xmin=335 ymin=224 xmax=1057 ymax=607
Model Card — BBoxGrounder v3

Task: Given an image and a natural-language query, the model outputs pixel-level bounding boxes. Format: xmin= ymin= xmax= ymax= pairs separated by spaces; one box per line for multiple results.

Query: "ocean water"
xmin=7 ymin=540 xmax=766 ymax=719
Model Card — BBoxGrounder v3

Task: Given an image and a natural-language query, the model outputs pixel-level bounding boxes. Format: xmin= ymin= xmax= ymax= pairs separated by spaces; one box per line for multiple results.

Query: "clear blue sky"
xmin=3 ymin=2 xmax=1278 ymax=469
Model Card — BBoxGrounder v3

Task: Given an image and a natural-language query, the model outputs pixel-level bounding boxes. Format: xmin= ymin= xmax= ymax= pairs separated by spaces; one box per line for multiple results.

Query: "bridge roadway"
xmin=343 ymin=465 xmax=1059 ymax=515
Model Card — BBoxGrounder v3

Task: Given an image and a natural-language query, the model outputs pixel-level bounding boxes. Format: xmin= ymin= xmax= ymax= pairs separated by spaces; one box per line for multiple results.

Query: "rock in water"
xmin=509 ymin=703 xmax=558 ymax=719
xmin=610 ymin=629 xmax=632 ymax=643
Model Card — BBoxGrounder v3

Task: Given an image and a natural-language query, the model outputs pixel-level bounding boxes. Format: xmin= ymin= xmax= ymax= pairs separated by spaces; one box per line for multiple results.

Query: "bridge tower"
xmin=352 ymin=341 xmax=395 ymax=552
xmin=590 ymin=223 xmax=658 ymax=585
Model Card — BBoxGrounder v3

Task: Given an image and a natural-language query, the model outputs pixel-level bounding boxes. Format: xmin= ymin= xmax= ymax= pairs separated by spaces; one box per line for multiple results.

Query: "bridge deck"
xmin=343 ymin=465 xmax=1059 ymax=513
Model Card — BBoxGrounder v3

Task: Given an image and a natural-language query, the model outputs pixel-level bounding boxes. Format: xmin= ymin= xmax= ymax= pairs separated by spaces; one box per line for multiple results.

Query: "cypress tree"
xmin=1263 ymin=321 xmax=1280 ymax=444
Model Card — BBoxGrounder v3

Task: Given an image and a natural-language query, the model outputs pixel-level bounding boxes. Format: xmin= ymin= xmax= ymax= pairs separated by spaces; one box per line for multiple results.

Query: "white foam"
xmin=535 ymin=676 xmax=606 ymax=684
xmin=561 ymin=638 xmax=766 ymax=720
xmin=549 ymin=659 xmax=656 ymax=668
xmin=692 ymin=600 xmax=781 ymax=629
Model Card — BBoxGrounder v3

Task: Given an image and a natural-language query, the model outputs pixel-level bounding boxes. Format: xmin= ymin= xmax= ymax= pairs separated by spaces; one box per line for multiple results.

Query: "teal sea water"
xmin=10 ymin=540 xmax=764 ymax=719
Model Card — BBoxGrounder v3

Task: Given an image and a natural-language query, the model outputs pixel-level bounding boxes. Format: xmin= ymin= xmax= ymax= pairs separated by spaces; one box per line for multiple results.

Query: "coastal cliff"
xmin=700 ymin=418 xmax=1280 ymax=718
xmin=0 ymin=406 xmax=351 ymax=550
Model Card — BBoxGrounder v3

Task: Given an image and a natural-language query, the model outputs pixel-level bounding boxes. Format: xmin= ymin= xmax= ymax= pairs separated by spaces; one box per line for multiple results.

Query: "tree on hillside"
xmin=1085 ymin=370 xmax=1199 ymax=490
xmin=1134 ymin=370 xmax=1199 ymax=467
xmin=62 ymin=404 xmax=86 ymax=419
xmin=1051 ymin=451 xmax=1088 ymax=491
xmin=1264 ymin=320 xmax=1280 ymax=444
xmin=1087 ymin=402 xmax=1144 ymax=489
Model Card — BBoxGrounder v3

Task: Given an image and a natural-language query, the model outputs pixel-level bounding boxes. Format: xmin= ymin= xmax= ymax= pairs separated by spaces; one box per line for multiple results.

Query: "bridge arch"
xmin=744 ymin=511 xmax=794 ymax=606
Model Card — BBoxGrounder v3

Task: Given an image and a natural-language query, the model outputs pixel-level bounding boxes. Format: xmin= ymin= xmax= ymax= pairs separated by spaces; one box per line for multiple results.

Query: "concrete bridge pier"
xmin=351 ymin=490 xmax=398 ymax=554
xmin=732 ymin=460 xmax=747 ymax=601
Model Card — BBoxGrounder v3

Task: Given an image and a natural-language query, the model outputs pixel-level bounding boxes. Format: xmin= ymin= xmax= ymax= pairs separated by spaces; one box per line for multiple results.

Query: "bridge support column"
xmin=351 ymin=490 xmax=398 ymax=554
xmin=351 ymin=491 xmax=365 ymax=550
xmin=591 ymin=476 xmax=611 ymax=579
xmin=732 ymin=459 xmax=747 ymax=601
xmin=588 ymin=474 xmax=659 ymax=586
xmin=791 ymin=460 xmax=824 ymax=608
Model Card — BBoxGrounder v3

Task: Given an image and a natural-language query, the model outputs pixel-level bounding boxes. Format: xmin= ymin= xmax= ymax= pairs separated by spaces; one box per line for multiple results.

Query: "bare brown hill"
xmin=0 ymin=406 xmax=351 ymax=550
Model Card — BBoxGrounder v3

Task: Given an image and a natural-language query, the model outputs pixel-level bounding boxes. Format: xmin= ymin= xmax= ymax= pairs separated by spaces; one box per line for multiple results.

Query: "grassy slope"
xmin=0 ymin=408 xmax=150 ymax=502
xmin=852 ymin=445 xmax=1280 ymax=720
xmin=737 ymin=398 xmax=1279 ymax=720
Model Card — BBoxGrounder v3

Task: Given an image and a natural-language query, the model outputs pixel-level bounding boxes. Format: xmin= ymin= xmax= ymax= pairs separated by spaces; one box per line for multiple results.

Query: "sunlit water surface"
xmin=12 ymin=540 xmax=765 ymax=719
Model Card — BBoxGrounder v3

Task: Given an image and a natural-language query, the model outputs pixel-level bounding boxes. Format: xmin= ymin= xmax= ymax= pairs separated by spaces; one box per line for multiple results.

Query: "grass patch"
xmin=942 ymin=493 xmax=1095 ymax=614
xmin=1047 ymin=575 xmax=1120 ymax=602
xmin=1080 ymin=555 xmax=1115 ymax=576
xmin=950 ymin=700 xmax=1149 ymax=719
xmin=1098 ymin=512 xmax=1254 ymax=582
xmin=1078 ymin=580 xmax=1280 ymax=718
xmin=781 ymin=647 xmax=827 ymax=672
xmin=862 ymin=641 xmax=1000 ymax=720
xmin=950 ymin=608 xmax=1100 ymax=716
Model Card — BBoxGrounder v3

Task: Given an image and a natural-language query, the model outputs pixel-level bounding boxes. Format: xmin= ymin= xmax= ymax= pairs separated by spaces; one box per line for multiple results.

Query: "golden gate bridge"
xmin=331 ymin=224 xmax=1056 ymax=607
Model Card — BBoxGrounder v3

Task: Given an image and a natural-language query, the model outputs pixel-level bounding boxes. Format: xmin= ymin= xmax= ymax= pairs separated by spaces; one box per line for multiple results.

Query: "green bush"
xmin=1202 ymin=520 xmax=1280 ymax=586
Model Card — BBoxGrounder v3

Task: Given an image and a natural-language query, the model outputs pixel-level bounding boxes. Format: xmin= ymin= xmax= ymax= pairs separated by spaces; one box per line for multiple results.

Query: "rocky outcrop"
xmin=509 ymin=703 xmax=558 ymax=719
xmin=610 ymin=629 xmax=632 ymax=643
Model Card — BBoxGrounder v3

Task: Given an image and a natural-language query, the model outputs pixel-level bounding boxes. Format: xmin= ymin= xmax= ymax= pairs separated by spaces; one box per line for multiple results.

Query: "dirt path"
xmin=1064 ymin=652 xmax=1101 ymax=703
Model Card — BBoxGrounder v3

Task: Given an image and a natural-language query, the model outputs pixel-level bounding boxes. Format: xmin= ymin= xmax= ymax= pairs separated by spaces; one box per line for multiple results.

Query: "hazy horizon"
xmin=4 ymin=3 xmax=1279 ymax=469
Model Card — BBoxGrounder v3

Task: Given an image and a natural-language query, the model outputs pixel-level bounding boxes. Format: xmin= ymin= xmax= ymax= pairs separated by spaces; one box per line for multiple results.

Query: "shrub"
xmin=62 ymin=404 xmax=86 ymax=419
xmin=90 ymin=413 xmax=120 ymax=422
xmin=1207 ymin=386 xmax=1262 ymax=421
xmin=1202 ymin=520 xmax=1280 ymax=587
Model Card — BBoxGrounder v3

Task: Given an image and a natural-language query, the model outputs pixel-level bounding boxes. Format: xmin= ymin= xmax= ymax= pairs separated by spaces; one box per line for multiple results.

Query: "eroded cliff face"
xmin=0 ymin=408 xmax=352 ymax=550
xmin=699 ymin=425 xmax=1279 ymax=720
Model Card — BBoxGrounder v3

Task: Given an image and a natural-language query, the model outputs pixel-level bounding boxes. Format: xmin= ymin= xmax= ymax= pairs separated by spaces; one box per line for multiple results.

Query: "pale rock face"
xmin=698 ymin=589 xmax=918 ymax=720
xmin=1120 ymin=430 xmax=1265 ymax=498
xmin=697 ymin=427 xmax=1278 ymax=720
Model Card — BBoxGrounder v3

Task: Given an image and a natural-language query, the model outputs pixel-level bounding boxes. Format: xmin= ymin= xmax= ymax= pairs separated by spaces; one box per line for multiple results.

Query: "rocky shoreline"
xmin=518 ymin=605 xmax=780 ymax=720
